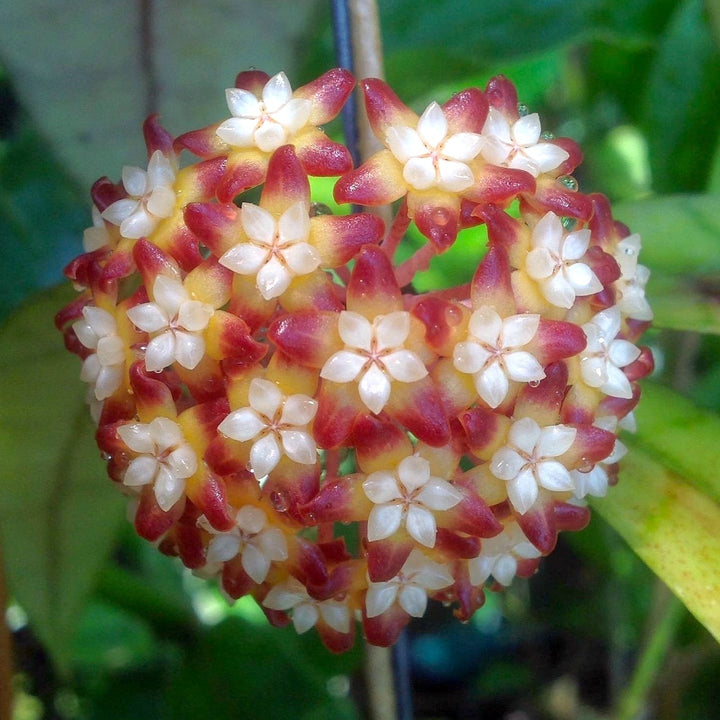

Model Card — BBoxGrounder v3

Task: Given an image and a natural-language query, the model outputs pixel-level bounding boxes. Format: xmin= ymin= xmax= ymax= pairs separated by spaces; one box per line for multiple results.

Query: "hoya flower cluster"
xmin=57 ymin=69 xmax=654 ymax=651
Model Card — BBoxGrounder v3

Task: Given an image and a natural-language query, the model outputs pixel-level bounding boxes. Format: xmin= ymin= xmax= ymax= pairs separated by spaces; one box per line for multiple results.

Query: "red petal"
xmin=143 ymin=114 xmax=174 ymax=157
xmin=366 ymin=535 xmax=414 ymax=582
xmin=299 ymin=475 xmax=368 ymax=525
xmin=514 ymin=361 xmax=568 ymax=425
xmin=516 ymin=500 xmax=557 ymax=554
xmin=348 ymin=243 xmax=403 ymax=316
xmin=351 ymin=414 xmax=413 ymax=474
xmin=532 ymin=319 xmax=587 ymax=364
xmin=434 ymin=529 xmax=481 ymax=558
xmin=443 ymin=87 xmax=488 ymax=133
xmin=217 ymin=150 xmax=267 ymax=202
xmin=412 ymin=297 xmax=470 ymax=357
xmin=221 ymin=555 xmax=255 ymax=599
xmin=625 ymin=347 xmax=654 ymax=382
xmin=560 ymin=424 xmax=616 ymax=468
xmin=174 ymin=520 xmax=207 ymax=569
xmin=317 ymin=621 xmax=355 ymax=654
xmin=333 ymin=150 xmax=406 ymax=206
xmin=184 ymin=201 xmax=241 ymax=257
xmin=188 ymin=470 xmax=234 ymax=532
xmin=485 ymin=75 xmax=519 ymax=117
xmin=363 ymin=603 xmax=410 ymax=647
xmin=313 ymin=381 xmax=364 ymax=449
xmin=309 ymin=213 xmax=384 ymax=267
xmin=295 ymin=130 xmax=354 ymax=176
xmin=443 ymin=491 xmax=502 ymax=538
xmin=410 ymin=194 xmax=460 ymax=253
xmin=296 ymin=68 xmax=356 ymax=125
xmin=521 ymin=177 xmax=593 ymax=221
xmin=262 ymin=459 xmax=321 ymax=525
xmin=552 ymin=137 xmax=583 ymax=175
xmin=280 ymin=271 xmax=344 ymax=314
xmin=268 ymin=310 xmax=341 ymax=367
xmin=91 ymin=177 xmax=124 ymax=211
xmin=553 ymin=501 xmax=590 ymax=532
xmin=260 ymin=145 xmax=310 ymax=214
xmin=585 ymin=245 xmax=621 ymax=286
xmin=361 ymin=78 xmax=417 ymax=139
xmin=386 ymin=377 xmax=451 ymax=447
xmin=135 ymin=486 xmax=184 ymax=541
xmin=129 ymin=362 xmax=178 ymax=421
xmin=459 ymin=406 xmax=511 ymax=460
xmin=174 ymin=124 xmax=229 ymax=158
xmin=205 ymin=311 xmax=267 ymax=362
xmin=132 ymin=238 xmax=180 ymax=290
xmin=465 ymin=163 xmax=536 ymax=205
xmin=234 ymin=69 xmax=270 ymax=93
xmin=470 ymin=242 xmax=515 ymax=315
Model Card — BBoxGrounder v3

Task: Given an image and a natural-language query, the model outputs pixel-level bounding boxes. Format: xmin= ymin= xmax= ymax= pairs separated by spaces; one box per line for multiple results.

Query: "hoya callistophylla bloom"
xmin=57 ymin=68 xmax=654 ymax=651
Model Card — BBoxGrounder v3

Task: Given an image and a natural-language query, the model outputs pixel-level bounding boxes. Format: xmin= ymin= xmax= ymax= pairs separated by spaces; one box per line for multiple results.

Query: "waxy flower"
xmin=490 ymin=417 xmax=577 ymax=514
xmin=73 ymin=306 xmax=125 ymax=400
xmin=58 ymin=67 xmax=654 ymax=652
xmin=480 ymin=107 xmax=569 ymax=177
xmin=580 ymin=306 xmax=641 ymax=399
xmin=320 ymin=311 xmax=428 ymax=415
xmin=452 ymin=306 xmax=544 ymax=409
xmin=524 ymin=211 xmax=602 ymax=309
xmin=198 ymin=505 xmax=288 ymax=583
xmin=127 ymin=274 xmax=214 ymax=372
xmin=363 ymin=454 xmax=462 ymax=547
xmin=218 ymin=378 xmax=318 ymax=480
xmin=101 ymin=150 xmax=177 ymax=239
xmin=117 ymin=417 xmax=198 ymax=511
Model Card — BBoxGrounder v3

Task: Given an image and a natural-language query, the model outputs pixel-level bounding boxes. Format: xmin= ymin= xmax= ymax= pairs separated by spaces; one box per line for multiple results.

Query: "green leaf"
xmin=592 ymin=445 xmax=720 ymax=643
xmin=632 ymin=382 xmax=720 ymax=506
xmin=0 ymin=0 xmax=323 ymax=187
xmin=614 ymin=194 xmax=720 ymax=274
xmin=0 ymin=285 xmax=125 ymax=671
xmin=645 ymin=271 xmax=720 ymax=334
xmin=642 ymin=0 xmax=720 ymax=192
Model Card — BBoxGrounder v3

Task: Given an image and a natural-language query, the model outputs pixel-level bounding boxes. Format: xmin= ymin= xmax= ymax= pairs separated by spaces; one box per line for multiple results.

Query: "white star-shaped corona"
xmin=524 ymin=211 xmax=603 ymax=308
xmin=216 ymin=71 xmax=312 ymax=153
xmin=365 ymin=550 xmax=454 ymax=619
xmin=580 ymin=306 xmax=641 ymax=399
xmin=197 ymin=505 xmax=288 ymax=583
xmin=217 ymin=378 xmax=318 ymax=481
xmin=126 ymin=275 xmax=214 ymax=372
xmin=82 ymin=206 xmax=111 ymax=252
xmin=263 ymin=577 xmax=351 ymax=634
xmin=480 ymin=106 xmax=569 ymax=177
xmin=219 ymin=201 xmax=320 ymax=300
xmin=490 ymin=416 xmax=577 ymax=514
xmin=320 ymin=311 xmax=428 ymax=415
xmin=452 ymin=306 xmax=545 ymax=408
xmin=362 ymin=454 xmax=462 ymax=547
xmin=385 ymin=101 xmax=483 ymax=192
xmin=117 ymin=417 xmax=197 ymax=511
xmin=73 ymin=306 xmax=125 ymax=401
xmin=613 ymin=233 xmax=653 ymax=321
xmin=467 ymin=520 xmax=541 ymax=586
xmin=101 ymin=150 xmax=177 ymax=239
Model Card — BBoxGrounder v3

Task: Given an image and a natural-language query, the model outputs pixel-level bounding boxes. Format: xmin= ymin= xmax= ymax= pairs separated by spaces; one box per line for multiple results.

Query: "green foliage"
xmin=1 ymin=0 xmax=719 ymax=717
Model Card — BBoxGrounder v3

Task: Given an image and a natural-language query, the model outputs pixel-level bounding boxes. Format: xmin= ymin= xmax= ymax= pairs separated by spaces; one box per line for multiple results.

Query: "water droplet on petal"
xmin=561 ymin=217 xmax=578 ymax=231
xmin=445 ymin=306 xmax=462 ymax=326
xmin=517 ymin=103 xmax=529 ymax=117
xmin=310 ymin=202 xmax=333 ymax=217
xmin=578 ymin=458 xmax=594 ymax=473
xmin=270 ymin=490 xmax=289 ymax=512
xmin=432 ymin=207 xmax=451 ymax=226
xmin=557 ymin=175 xmax=579 ymax=192
xmin=528 ymin=379 xmax=541 ymax=388
xmin=541 ymin=130 xmax=555 ymax=140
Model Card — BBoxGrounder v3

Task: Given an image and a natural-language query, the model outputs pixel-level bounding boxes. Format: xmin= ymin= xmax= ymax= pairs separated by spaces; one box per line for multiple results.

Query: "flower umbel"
xmin=58 ymin=68 xmax=653 ymax=651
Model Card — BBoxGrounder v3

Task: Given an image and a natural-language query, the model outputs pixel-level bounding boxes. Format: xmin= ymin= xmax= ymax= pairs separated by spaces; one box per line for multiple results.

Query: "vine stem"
xmin=0 ymin=541 xmax=13 ymax=720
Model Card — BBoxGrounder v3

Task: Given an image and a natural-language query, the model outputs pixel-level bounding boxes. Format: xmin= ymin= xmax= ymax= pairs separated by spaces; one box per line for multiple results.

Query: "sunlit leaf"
xmin=0 ymin=0 xmax=323 ymax=187
xmin=592 ymin=445 xmax=720 ymax=643
xmin=633 ymin=382 xmax=720 ymax=505
xmin=0 ymin=285 xmax=125 ymax=671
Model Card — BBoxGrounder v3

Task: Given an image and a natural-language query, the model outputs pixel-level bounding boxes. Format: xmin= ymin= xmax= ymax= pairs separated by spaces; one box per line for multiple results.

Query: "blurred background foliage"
xmin=1 ymin=0 xmax=720 ymax=718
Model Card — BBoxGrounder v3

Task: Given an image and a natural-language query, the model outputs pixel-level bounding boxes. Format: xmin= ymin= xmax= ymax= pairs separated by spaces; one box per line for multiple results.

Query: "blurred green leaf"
xmin=0 ymin=0 xmax=323 ymax=187
xmin=592 ymin=445 xmax=720 ymax=643
xmin=646 ymin=271 xmax=720 ymax=334
xmin=0 ymin=285 xmax=125 ymax=671
xmin=614 ymin=194 xmax=720 ymax=274
xmin=643 ymin=0 xmax=720 ymax=191
xmin=168 ymin=616 xmax=360 ymax=720
xmin=632 ymin=382 xmax=720 ymax=505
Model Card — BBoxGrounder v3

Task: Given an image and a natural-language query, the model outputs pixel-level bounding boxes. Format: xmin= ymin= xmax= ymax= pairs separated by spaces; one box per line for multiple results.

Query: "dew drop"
xmin=270 ymin=490 xmax=289 ymax=512
xmin=445 ymin=305 xmax=462 ymax=326
xmin=541 ymin=130 xmax=555 ymax=140
xmin=310 ymin=202 xmax=333 ymax=217
xmin=561 ymin=217 xmax=578 ymax=231
xmin=528 ymin=379 xmax=541 ymax=388
xmin=557 ymin=175 xmax=579 ymax=192
xmin=578 ymin=458 xmax=594 ymax=473
xmin=101 ymin=451 xmax=112 ymax=462
xmin=432 ymin=207 xmax=451 ymax=226
xmin=517 ymin=103 xmax=529 ymax=117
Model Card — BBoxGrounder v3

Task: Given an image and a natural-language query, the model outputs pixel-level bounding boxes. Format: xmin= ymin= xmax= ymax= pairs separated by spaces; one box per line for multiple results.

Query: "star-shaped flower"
xmin=480 ymin=107 xmax=569 ymax=177
xmin=263 ymin=576 xmax=351 ymax=635
xmin=197 ymin=505 xmax=288 ymax=583
xmin=219 ymin=200 xmax=320 ymax=300
xmin=216 ymin=72 xmax=312 ymax=153
xmin=613 ymin=233 xmax=653 ymax=322
xmin=467 ymin=520 xmax=541 ymax=586
xmin=571 ymin=416 xmax=627 ymax=499
xmin=127 ymin=275 xmax=215 ymax=372
xmin=362 ymin=454 xmax=462 ymax=547
xmin=365 ymin=549 xmax=454 ymax=619
xmin=452 ymin=306 xmax=545 ymax=408
xmin=101 ymin=150 xmax=177 ymax=239
xmin=385 ymin=101 xmax=484 ymax=192
xmin=73 ymin=306 xmax=125 ymax=401
xmin=320 ymin=311 xmax=428 ymax=415
xmin=82 ymin=206 xmax=111 ymax=252
xmin=579 ymin=306 xmax=641 ymax=399
xmin=489 ymin=416 xmax=577 ymax=514
xmin=117 ymin=416 xmax=197 ymax=511
xmin=524 ymin=211 xmax=603 ymax=308
xmin=217 ymin=378 xmax=318 ymax=481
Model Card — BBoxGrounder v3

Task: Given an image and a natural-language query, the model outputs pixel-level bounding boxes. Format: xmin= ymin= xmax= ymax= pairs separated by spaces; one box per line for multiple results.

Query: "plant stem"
xmin=615 ymin=585 xmax=685 ymax=720
xmin=0 ymin=541 xmax=14 ymax=720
